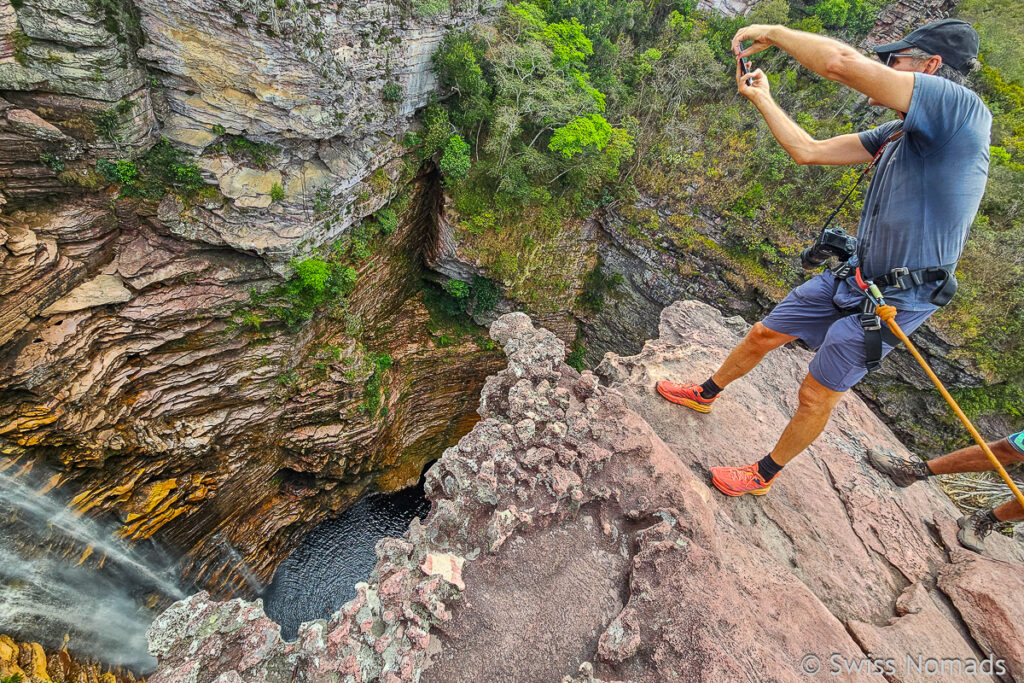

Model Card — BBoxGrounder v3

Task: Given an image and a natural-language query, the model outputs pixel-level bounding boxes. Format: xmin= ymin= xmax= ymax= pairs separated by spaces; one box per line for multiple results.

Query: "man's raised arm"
xmin=733 ymin=24 xmax=916 ymax=113
xmin=734 ymin=59 xmax=873 ymax=166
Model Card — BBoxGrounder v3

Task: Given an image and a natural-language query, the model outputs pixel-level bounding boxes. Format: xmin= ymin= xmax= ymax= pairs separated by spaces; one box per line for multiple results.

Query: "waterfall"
xmin=213 ymin=532 xmax=265 ymax=595
xmin=0 ymin=465 xmax=185 ymax=671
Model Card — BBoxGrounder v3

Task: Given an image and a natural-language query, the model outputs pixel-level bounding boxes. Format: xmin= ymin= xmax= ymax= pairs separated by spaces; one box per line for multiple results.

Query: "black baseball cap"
xmin=873 ymin=19 xmax=980 ymax=74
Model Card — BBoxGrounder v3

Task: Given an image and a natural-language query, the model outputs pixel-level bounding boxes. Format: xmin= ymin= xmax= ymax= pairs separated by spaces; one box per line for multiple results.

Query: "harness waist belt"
xmin=870 ymin=264 xmax=955 ymax=290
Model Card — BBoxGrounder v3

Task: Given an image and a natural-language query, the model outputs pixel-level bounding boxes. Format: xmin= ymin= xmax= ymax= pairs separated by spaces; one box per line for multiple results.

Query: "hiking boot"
xmin=957 ymin=509 xmax=996 ymax=553
xmin=656 ymin=381 xmax=716 ymax=413
xmin=867 ymin=449 xmax=931 ymax=488
xmin=711 ymin=463 xmax=777 ymax=496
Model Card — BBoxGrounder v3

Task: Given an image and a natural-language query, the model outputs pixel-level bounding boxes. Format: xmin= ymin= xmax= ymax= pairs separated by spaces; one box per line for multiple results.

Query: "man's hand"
xmin=732 ymin=25 xmax=777 ymax=58
xmin=737 ymin=60 xmax=771 ymax=103
xmin=733 ymin=24 xmax=915 ymax=113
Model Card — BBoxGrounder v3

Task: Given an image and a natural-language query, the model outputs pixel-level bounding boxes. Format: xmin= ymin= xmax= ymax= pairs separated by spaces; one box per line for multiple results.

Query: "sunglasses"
xmin=885 ymin=51 xmax=915 ymax=67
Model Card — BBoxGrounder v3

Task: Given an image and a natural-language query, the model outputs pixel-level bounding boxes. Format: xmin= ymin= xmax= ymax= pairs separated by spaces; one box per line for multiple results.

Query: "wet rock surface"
xmin=0 ymin=633 xmax=142 ymax=683
xmin=147 ymin=303 xmax=1024 ymax=682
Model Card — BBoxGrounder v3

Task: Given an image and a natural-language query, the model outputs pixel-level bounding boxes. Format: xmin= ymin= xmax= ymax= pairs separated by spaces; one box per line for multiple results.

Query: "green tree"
xmin=440 ymin=134 xmax=472 ymax=183
xmin=549 ymin=113 xmax=614 ymax=158
xmin=814 ymin=0 xmax=848 ymax=29
xmin=542 ymin=18 xmax=594 ymax=66
xmin=420 ymin=104 xmax=453 ymax=159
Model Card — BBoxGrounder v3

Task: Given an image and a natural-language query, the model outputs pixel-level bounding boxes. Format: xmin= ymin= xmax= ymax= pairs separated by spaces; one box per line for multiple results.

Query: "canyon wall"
xmin=0 ymin=0 xmax=504 ymax=603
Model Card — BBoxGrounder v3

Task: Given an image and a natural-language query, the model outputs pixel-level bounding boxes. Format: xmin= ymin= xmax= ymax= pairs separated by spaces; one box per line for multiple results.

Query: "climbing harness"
xmin=854 ymin=271 xmax=1024 ymax=512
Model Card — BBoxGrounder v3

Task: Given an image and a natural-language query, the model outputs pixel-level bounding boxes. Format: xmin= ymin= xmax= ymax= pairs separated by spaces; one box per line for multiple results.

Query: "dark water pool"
xmin=262 ymin=480 xmax=431 ymax=640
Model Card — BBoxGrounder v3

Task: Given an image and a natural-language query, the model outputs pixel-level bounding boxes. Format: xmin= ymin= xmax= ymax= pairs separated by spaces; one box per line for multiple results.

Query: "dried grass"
xmin=937 ymin=464 xmax=1024 ymax=540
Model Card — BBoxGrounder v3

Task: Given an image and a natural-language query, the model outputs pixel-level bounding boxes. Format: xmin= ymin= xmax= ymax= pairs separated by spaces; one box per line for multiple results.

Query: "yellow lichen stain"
xmin=1 ymin=633 xmax=134 ymax=682
xmin=118 ymin=478 xmax=183 ymax=540
xmin=26 ymin=642 xmax=52 ymax=681
xmin=36 ymin=472 xmax=63 ymax=496
xmin=124 ymin=479 xmax=179 ymax=521
xmin=0 ymin=407 xmax=57 ymax=435
xmin=0 ymin=635 xmax=23 ymax=680
xmin=76 ymin=544 xmax=94 ymax=566
xmin=70 ymin=468 xmax=148 ymax=516
xmin=120 ymin=506 xmax=188 ymax=540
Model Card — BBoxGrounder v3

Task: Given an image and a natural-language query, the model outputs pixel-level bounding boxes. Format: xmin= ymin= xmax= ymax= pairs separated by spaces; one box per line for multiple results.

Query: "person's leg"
xmin=947 ymin=435 xmax=1024 ymax=552
xmin=657 ymin=272 xmax=840 ymax=413
xmin=711 ymin=323 xmax=796 ymax=388
xmin=657 ymin=323 xmax=794 ymax=412
xmin=710 ymin=374 xmax=845 ymax=496
xmin=958 ymin=498 xmax=1023 ymax=553
xmin=768 ymin=373 xmax=845 ymax=466
xmin=993 ymin=499 xmax=1024 ymax=522
xmin=927 ymin=438 xmax=1024 ymax=474
xmin=873 ymin=436 xmax=1024 ymax=487
xmin=710 ymin=309 xmax=903 ymax=497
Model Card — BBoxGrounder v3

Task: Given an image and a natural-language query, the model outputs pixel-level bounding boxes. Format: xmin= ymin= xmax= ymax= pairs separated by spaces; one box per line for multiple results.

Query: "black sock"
xmin=756 ymin=453 xmax=783 ymax=481
xmin=983 ymin=509 xmax=1001 ymax=526
xmin=914 ymin=459 xmax=934 ymax=479
xmin=699 ymin=377 xmax=722 ymax=399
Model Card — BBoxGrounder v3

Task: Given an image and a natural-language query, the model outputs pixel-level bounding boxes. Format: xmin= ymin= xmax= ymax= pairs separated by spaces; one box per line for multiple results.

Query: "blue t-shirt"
xmin=852 ymin=73 xmax=992 ymax=311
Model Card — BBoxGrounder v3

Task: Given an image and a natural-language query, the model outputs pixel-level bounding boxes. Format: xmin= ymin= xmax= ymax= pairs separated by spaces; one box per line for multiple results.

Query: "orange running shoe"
xmin=656 ymin=381 xmax=716 ymax=413
xmin=710 ymin=463 xmax=777 ymax=496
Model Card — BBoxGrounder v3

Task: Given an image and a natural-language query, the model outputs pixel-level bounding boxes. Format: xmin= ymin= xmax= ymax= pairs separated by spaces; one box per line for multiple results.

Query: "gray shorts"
xmin=762 ymin=271 xmax=935 ymax=392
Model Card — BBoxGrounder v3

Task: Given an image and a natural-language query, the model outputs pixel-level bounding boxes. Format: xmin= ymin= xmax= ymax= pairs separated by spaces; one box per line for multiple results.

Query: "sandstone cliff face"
xmin=0 ymin=0 xmax=504 ymax=597
xmin=0 ymin=633 xmax=141 ymax=683
xmin=867 ymin=0 xmax=959 ymax=46
xmin=145 ymin=302 xmax=1024 ymax=682
xmin=0 ymin=171 xmax=505 ymax=596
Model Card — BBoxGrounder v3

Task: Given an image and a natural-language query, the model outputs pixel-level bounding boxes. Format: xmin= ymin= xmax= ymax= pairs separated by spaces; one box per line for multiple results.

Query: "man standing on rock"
xmin=870 ymin=436 xmax=1023 ymax=552
xmin=656 ymin=21 xmax=991 ymax=496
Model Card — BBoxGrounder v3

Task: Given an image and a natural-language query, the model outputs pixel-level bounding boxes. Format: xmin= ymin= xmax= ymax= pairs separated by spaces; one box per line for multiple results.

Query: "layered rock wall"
xmin=0 ymin=0 xmax=503 ymax=597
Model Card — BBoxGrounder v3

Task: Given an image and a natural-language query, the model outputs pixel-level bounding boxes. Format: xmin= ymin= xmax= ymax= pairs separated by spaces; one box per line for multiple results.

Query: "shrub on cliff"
xmin=439 ymin=134 xmax=472 ymax=184
xmin=362 ymin=352 xmax=394 ymax=417
xmin=430 ymin=1 xmax=633 ymax=209
xmin=97 ymin=138 xmax=205 ymax=199
xmin=257 ymin=258 xmax=358 ymax=328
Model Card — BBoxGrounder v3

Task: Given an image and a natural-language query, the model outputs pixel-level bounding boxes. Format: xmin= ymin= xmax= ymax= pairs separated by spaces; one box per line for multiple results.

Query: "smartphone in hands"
xmin=739 ymin=55 xmax=754 ymax=86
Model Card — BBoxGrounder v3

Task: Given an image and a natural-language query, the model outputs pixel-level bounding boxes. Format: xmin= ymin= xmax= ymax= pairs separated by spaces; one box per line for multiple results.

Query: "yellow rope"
xmin=875 ymin=304 xmax=1024 ymax=511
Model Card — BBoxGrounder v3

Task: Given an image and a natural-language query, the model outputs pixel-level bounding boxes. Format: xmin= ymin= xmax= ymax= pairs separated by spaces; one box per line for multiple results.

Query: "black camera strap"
xmin=818 ymin=126 xmax=904 ymax=234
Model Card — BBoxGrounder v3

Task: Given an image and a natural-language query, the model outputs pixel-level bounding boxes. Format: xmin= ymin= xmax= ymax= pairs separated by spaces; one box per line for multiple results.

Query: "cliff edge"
xmin=146 ymin=300 xmax=1024 ymax=682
